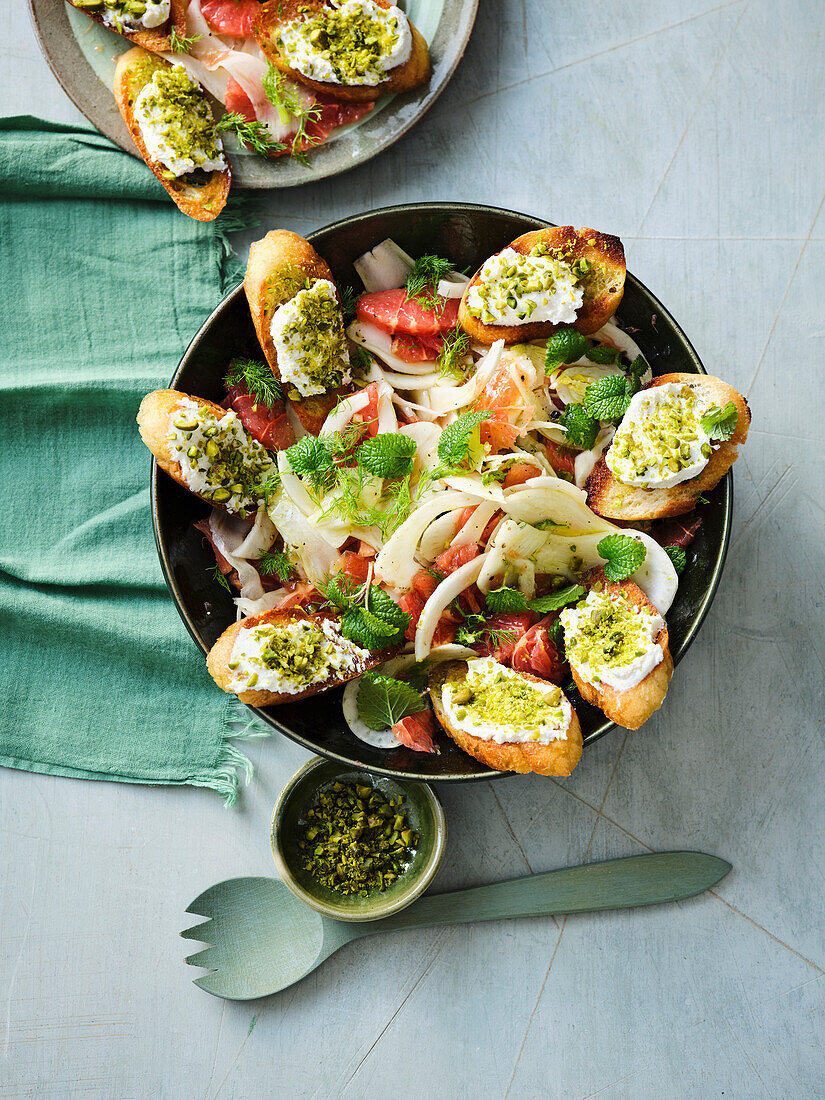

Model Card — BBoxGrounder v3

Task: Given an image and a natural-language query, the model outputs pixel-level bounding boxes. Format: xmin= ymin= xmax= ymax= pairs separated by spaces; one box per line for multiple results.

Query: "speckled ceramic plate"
xmin=151 ymin=203 xmax=733 ymax=780
xmin=28 ymin=0 xmax=477 ymax=188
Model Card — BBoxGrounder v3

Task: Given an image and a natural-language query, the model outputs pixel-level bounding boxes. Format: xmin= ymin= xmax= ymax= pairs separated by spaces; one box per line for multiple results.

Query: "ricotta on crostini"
xmin=269 ymin=279 xmax=351 ymax=397
xmin=464 ymin=247 xmax=583 ymax=327
xmin=560 ymin=589 xmax=664 ymax=691
xmin=134 ymin=65 xmax=226 ymax=178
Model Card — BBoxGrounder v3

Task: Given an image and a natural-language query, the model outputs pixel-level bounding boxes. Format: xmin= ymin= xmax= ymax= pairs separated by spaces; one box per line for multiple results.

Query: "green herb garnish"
xmin=216 ymin=112 xmax=286 ymax=157
xmin=356 ymin=433 xmax=417 ymax=479
xmin=284 ymin=435 xmax=335 ymax=494
xmin=437 ymin=328 xmax=471 ymax=379
xmin=405 ymin=254 xmax=454 ymax=312
xmin=260 ymin=63 xmax=322 ymax=167
xmin=700 ymin=401 xmax=738 ymax=441
xmin=297 ymin=780 xmax=419 ymax=896
xmin=544 ymin=326 xmax=588 ymax=371
xmin=357 ymin=672 xmax=427 ymax=730
xmin=437 ymin=410 xmax=492 ymax=468
xmin=258 ymin=549 xmax=293 ymax=581
xmin=597 ymin=533 xmax=647 ymax=581
xmin=586 ymin=345 xmax=621 ymax=365
xmin=169 ymin=28 xmax=202 ymax=53
xmin=584 ymin=373 xmax=633 ymax=422
xmin=485 ymin=583 xmax=585 ymax=615
xmin=225 ymin=357 xmax=285 ymax=407
xmin=664 ymin=546 xmax=687 ymax=574
xmin=559 ymin=402 xmax=599 ymax=450
xmin=206 ymin=563 xmax=231 ymax=592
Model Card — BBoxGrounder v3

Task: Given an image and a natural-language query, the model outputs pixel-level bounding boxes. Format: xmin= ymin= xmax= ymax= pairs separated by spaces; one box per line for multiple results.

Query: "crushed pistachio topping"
xmin=226 ymin=617 xmax=371 ymax=693
xmin=134 ymin=65 xmax=226 ymax=178
xmin=74 ymin=0 xmax=169 ymax=31
xmin=297 ymin=781 xmax=418 ymax=896
xmin=465 ymin=247 xmax=584 ymax=326
xmin=168 ymin=397 xmax=276 ymax=514
xmin=560 ymin=590 xmax=664 ymax=691
xmin=269 ymin=278 xmax=351 ymax=397
xmin=441 ymin=658 xmax=571 ymax=745
xmin=276 ymin=0 xmax=412 ymax=87
xmin=606 ymin=382 xmax=712 ymax=489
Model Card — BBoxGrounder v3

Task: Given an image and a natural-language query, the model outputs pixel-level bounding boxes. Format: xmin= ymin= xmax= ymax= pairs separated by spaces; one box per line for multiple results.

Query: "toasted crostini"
xmin=137 ymin=389 xmax=277 ymax=514
xmin=69 ymin=0 xmax=186 ymax=52
xmin=113 ymin=48 xmax=230 ymax=222
xmin=459 ymin=227 xmax=626 ymax=346
xmin=429 ymin=659 xmax=584 ymax=777
xmin=586 ymin=373 xmax=751 ymax=522
xmin=252 ymin=0 xmax=430 ymax=104
xmin=560 ymin=568 xmax=672 ymax=731
xmin=207 ymin=608 xmax=390 ymax=705
xmin=244 ymin=229 xmax=352 ymax=434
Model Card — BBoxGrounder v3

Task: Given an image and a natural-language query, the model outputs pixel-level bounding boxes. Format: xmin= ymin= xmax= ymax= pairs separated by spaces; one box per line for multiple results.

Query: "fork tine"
xmin=180 ymin=920 xmax=213 ymax=942
xmin=184 ymin=946 xmax=218 ymax=968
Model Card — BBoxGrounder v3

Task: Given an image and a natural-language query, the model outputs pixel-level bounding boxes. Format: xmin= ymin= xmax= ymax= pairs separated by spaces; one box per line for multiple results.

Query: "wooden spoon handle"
xmin=367 ymin=852 xmax=730 ymax=935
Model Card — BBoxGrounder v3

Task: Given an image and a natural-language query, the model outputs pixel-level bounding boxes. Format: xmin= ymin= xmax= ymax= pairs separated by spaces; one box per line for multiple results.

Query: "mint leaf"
xmin=559 ymin=402 xmax=598 ymax=450
xmin=700 ymin=401 xmax=738 ymax=441
xmin=357 ymin=433 xmax=417 ymax=479
xmin=584 ymin=374 xmax=632 ymax=422
xmin=544 ymin=327 xmax=589 ymax=371
xmin=485 ymin=586 xmax=529 ymax=613
xmin=664 ymin=546 xmax=686 ymax=574
xmin=529 ymin=584 xmax=585 ymax=613
xmin=597 ymin=533 xmax=647 ymax=581
xmin=357 ymin=672 xmax=427 ymax=731
xmin=359 ymin=608 xmax=398 ymax=637
xmin=586 ymin=345 xmax=621 ymax=365
xmin=437 ymin=410 xmax=492 ymax=468
xmin=548 ymin=616 xmax=566 ymax=658
xmin=285 ymin=436 xmax=334 ymax=492
xmin=258 ymin=549 xmax=292 ymax=581
xmin=366 ymin=586 xmax=410 ymax=639
xmin=626 ymin=355 xmax=648 ymax=394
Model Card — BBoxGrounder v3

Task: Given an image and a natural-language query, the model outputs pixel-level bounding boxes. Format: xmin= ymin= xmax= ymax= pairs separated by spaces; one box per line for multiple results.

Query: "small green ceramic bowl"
xmin=271 ymin=758 xmax=447 ymax=922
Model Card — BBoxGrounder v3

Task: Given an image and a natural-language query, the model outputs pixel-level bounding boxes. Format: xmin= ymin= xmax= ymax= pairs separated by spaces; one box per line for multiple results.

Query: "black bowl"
xmin=151 ymin=203 xmax=731 ymax=780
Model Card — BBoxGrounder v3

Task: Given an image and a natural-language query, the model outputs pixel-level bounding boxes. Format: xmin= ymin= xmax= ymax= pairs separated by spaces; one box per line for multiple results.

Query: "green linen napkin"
xmin=0 ymin=117 xmax=266 ymax=803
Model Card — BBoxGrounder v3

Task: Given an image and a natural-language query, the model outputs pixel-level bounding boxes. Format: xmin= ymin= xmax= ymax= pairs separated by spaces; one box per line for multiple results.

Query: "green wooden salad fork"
xmin=181 ymin=851 xmax=730 ymax=1000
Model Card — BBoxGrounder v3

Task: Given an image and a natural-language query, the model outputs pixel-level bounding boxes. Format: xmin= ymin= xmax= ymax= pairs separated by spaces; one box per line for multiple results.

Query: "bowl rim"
xmin=269 ymin=757 xmax=448 ymax=922
xmin=150 ymin=200 xmax=733 ymax=779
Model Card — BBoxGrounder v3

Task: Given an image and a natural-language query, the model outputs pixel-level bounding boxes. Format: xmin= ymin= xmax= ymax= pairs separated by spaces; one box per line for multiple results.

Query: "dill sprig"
xmin=207 ymin=564 xmax=232 ymax=593
xmin=216 ymin=112 xmax=286 ymax=157
xmin=436 ymin=328 xmax=471 ymax=379
xmin=405 ymin=254 xmax=455 ymax=312
xmin=169 ymin=28 xmax=202 ymax=53
xmin=225 ymin=357 xmax=285 ymax=408
xmin=260 ymin=64 xmax=322 ymax=167
xmin=258 ymin=548 xmax=293 ymax=581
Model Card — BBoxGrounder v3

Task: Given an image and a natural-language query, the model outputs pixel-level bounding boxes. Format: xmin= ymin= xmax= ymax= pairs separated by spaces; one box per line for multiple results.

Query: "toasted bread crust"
xmin=207 ymin=608 xmax=391 ymax=705
xmin=137 ymin=388 xmax=253 ymax=513
xmin=569 ymin=569 xmax=672 ymax=731
xmin=244 ymin=229 xmax=350 ymax=434
xmin=429 ymin=662 xmax=584 ymax=777
xmin=252 ymin=0 xmax=430 ymax=103
xmin=585 ymin=374 xmax=752 ymax=521
xmin=458 ymin=227 xmax=626 ymax=346
xmin=113 ymin=47 xmax=231 ymax=222
xmin=70 ymin=0 xmax=187 ymax=51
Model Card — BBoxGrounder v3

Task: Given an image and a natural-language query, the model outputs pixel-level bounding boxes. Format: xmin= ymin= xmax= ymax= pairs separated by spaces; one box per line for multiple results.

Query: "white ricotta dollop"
xmin=465 ymin=248 xmax=583 ymax=327
xmin=226 ymin=617 xmax=371 ymax=694
xmin=269 ymin=279 xmax=351 ymax=398
xmin=605 ymin=382 xmax=712 ymax=489
xmin=134 ymin=66 xmax=226 ymax=178
xmin=560 ymin=590 xmax=664 ymax=692
xmin=277 ymin=0 xmax=412 ymax=86
xmin=167 ymin=397 xmax=276 ymax=514
xmin=101 ymin=0 xmax=170 ymax=30
xmin=441 ymin=657 xmax=572 ymax=745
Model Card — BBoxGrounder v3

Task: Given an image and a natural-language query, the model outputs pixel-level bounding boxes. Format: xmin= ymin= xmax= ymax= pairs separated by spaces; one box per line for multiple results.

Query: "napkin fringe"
xmin=216 ymin=199 xmax=261 ymax=293
xmin=187 ymin=697 xmax=272 ymax=806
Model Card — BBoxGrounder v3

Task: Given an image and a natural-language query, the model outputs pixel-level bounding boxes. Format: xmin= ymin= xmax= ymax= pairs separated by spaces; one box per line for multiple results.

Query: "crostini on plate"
xmin=244 ymin=229 xmax=353 ymax=433
xmin=137 ymin=389 xmax=276 ymax=515
xmin=113 ymin=48 xmax=231 ymax=221
xmin=69 ymin=0 xmax=186 ymax=52
xmin=429 ymin=659 xmax=584 ymax=777
xmin=253 ymin=0 xmax=431 ymax=103
xmin=208 ymin=608 xmax=394 ymax=705
xmin=458 ymin=227 xmax=626 ymax=346
xmin=585 ymin=373 xmax=751 ymax=521
xmin=560 ymin=568 xmax=673 ymax=731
